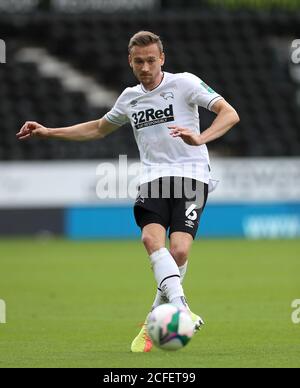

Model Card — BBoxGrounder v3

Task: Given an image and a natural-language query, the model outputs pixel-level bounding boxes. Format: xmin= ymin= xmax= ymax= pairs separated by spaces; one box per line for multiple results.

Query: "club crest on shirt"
xmin=160 ymin=92 xmax=174 ymax=100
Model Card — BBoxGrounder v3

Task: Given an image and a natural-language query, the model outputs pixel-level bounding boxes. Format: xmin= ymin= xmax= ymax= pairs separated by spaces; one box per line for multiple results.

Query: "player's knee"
xmin=142 ymin=233 xmax=163 ymax=255
xmin=170 ymin=247 xmax=188 ymax=267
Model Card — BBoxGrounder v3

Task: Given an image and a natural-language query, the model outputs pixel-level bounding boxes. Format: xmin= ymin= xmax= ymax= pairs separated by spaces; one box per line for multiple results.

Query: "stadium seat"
xmin=0 ymin=10 xmax=299 ymax=160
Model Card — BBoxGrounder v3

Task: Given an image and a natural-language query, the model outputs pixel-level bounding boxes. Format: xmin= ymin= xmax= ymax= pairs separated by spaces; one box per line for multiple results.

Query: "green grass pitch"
xmin=0 ymin=239 xmax=299 ymax=368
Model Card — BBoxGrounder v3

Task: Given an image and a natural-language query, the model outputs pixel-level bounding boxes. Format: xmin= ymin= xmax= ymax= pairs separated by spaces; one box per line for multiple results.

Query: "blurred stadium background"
xmin=0 ymin=0 xmax=300 ymax=239
xmin=0 ymin=0 xmax=300 ymax=368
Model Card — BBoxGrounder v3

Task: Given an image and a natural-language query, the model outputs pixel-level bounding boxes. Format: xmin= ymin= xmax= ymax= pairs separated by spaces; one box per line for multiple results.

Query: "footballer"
xmin=17 ymin=31 xmax=240 ymax=353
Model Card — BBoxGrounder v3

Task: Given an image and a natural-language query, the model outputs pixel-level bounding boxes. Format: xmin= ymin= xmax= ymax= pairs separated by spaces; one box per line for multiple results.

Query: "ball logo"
xmin=185 ymin=204 xmax=198 ymax=221
xmin=291 ymin=299 xmax=300 ymax=324
xmin=0 ymin=299 xmax=6 ymax=324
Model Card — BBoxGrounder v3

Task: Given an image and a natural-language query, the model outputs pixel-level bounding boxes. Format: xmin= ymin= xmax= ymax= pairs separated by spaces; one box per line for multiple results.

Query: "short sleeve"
xmin=104 ymin=89 xmax=130 ymax=127
xmin=184 ymin=73 xmax=223 ymax=111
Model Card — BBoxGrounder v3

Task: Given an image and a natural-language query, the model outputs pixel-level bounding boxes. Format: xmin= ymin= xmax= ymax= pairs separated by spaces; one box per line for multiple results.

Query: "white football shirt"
xmin=105 ymin=72 xmax=223 ymax=191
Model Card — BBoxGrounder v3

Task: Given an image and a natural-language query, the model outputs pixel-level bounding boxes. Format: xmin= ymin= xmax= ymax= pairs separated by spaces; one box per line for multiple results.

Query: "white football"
xmin=147 ymin=304 xmax=194 ymax=351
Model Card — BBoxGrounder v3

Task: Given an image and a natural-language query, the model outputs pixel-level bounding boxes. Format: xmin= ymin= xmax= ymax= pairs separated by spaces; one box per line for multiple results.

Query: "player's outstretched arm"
xmin=169 ymin=99 xmax=240 ymax=146
xmin=16 ymin=118 xmax=119 ymax=142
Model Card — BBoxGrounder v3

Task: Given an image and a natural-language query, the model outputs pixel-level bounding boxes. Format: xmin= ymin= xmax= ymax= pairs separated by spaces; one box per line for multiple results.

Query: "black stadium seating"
xmin=0 ymin=10 xmax=300 ymax=160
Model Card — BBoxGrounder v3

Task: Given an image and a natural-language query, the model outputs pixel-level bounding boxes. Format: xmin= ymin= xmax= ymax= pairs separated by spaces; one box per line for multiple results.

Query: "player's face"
xmin=129 ymin=44 xmax=165 ymax=90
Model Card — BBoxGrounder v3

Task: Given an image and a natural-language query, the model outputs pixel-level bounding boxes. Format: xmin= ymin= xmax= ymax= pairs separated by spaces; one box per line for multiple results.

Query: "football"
xmin=147 ymin=304 xmax=194 ymax=351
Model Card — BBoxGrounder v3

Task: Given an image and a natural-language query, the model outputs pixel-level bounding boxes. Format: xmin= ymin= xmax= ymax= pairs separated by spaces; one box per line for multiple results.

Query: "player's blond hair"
xmin=128 ymin=31 xmax=164 ymax=54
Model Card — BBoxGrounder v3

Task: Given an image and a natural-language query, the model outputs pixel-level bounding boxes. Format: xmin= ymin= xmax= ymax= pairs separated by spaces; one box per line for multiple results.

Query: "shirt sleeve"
xmin=184 ymin=73 xmax=223 ymax=111
xmin=104 ymin=89 xmax=130 ymax=127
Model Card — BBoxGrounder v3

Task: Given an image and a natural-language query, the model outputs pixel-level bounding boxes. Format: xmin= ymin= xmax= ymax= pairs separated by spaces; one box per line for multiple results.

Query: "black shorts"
xmin=134 ymin=177 xmax=208 ymax=239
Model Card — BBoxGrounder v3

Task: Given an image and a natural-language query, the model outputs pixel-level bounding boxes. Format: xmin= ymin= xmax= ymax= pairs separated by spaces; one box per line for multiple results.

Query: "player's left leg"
xmin=169 ymin=231 xmax=204 ymax=331
xmin=166 ymin=179 xmax=209 ymax=330
xmin=170 ymin=231 xmax=193 ymax=270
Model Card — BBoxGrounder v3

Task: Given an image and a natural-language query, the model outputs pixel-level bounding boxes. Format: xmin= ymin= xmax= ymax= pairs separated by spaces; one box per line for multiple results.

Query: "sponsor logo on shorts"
xmin=135 ymin=195 xmax=145 ymax=204
xmin=185 ymin=220 xmax=195 ymax=229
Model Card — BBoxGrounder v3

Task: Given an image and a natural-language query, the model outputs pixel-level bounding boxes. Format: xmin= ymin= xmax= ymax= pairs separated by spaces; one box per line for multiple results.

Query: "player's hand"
xmin=169 ymin=126 xmax=202 ymax=146
xmin=16 ymin=121 xmax=49 ymax=141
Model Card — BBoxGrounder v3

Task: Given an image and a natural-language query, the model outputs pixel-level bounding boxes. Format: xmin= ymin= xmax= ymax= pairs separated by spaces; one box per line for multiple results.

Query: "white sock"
xmin=179 ymin=261 xmax=188 ymax=284
xmin=151 ymin=288 xmax=168 ymax=311
xmin=151 ymin=260 xmax=189 ymax=310
xmin=172 ymin=296 xmax=188 ymax=310
xmin=177 ymin=262 xmax=190 ymax=310
xmin=149 ymin=248 xmax=185 ymax=304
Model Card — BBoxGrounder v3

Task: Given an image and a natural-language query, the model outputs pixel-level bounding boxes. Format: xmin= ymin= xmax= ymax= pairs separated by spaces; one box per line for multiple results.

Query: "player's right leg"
xmin=131 ymin=220 xmax=190 ymax=352
xmin=131 ymin=222 xmax=166 ymax=353
xmin=141 ymin=220 xmax=189 ymax=310
xmin=131 ymin=181 xmax=191 ymax=352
